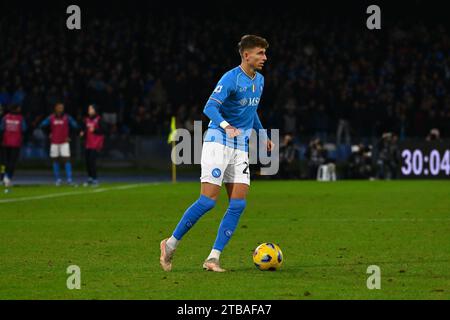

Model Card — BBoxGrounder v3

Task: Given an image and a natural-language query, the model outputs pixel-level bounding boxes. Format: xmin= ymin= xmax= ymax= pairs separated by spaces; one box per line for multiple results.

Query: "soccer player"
xmin=0 ymin=105 xmax=27 ymax=188
xmin=160 ymin=35 xmax=274 ymax=272
xmin=39 ymin=102 xmax=78 ymax=186
xmin=79 ymin=104 xmax=105 ymax=187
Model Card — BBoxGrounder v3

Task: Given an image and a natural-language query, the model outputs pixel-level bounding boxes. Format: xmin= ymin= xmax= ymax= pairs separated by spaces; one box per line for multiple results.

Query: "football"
xmin=253 ymin=243 xmax=283 ymax=271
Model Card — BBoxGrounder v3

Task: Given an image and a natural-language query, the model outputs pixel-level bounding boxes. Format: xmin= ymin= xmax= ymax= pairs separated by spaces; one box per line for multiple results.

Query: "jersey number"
xmin=243 ymin=162 xmax=249 ymax=175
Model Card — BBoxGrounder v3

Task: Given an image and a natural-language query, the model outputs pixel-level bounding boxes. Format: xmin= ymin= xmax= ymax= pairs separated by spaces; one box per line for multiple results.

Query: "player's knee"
xmin=228 ymin=198 xmax=246 ymax=215
xmin=197 ymin=194 xmax=216 ymax=211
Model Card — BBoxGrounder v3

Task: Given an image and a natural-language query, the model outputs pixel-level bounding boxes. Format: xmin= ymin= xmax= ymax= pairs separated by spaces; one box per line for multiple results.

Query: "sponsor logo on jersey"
xmin=239 ymin=97 xmax=260 ymax=106
xmin=239 ymin=98 xmax=248 ymax=106
xmin=248 ymin=97 xmax=260 ymax=106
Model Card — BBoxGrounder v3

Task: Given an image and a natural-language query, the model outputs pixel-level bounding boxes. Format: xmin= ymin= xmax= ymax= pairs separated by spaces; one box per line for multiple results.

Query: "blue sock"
xmin=172 ymin=195 xmax=216 ymax=240
xmin=53 ymin=162 xmax=61 ymax=181
xmin=213 ymin=198 xmax=247 ymax=251
xmin=65 ymin=162 xmax=73 ymax=182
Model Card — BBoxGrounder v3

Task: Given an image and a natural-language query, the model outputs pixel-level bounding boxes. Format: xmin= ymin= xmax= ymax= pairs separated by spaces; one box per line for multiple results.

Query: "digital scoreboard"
xmin=399 ymin=140 xmax=450 ymax=179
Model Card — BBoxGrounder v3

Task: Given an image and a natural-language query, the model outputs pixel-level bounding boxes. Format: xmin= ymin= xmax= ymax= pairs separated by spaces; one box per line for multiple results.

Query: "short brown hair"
xmin=238 ymin=35 xmax=269 ymax=55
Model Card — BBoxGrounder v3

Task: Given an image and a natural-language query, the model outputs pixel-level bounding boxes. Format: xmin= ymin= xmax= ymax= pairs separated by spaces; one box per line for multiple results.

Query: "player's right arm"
xmin=203 ymin=73 xmax=241 ymax=138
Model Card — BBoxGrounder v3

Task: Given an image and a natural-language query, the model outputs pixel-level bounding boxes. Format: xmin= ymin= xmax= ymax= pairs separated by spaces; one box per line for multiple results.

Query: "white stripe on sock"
xmin=166 ymin=236 xmax=179 ymax=250
xmin=207 ymin=249 xmax=221 ymax=261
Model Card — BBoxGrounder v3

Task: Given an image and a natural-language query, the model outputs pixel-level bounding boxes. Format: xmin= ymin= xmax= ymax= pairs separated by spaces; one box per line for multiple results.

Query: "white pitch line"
xmin=0 ymin=183 xmax=155 ymax=204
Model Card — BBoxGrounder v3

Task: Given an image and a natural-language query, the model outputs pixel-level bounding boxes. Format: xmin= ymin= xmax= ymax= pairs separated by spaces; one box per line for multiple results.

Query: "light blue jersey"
xmin=203 ymin=66 xmax=266 ymax=151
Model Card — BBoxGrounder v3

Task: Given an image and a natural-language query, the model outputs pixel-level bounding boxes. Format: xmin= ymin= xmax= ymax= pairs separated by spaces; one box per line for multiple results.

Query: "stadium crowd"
xmin=1 ymin=6 xmax=449 ymax=181
xmin=1 ymin=9 xmax=449 ymax=142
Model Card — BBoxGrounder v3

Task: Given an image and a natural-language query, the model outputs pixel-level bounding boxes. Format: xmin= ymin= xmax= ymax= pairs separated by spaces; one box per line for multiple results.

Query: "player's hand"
xmin=80 ymin=131 xmax=85 ymax=137
xmin=225 ymin=125 xmax=241 ymax=138
xmin=267 ymin=139 xmax=275 ymax=152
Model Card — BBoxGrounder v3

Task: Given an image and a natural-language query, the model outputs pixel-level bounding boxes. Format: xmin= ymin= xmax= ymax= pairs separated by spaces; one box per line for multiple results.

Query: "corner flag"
xmin=168 ymin=116 xmax=177 ymax=183
xmin=167 ymin=116 xmax=177 ymax=143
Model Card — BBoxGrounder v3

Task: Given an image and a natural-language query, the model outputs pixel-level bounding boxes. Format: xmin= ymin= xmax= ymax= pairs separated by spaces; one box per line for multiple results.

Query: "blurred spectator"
xmin=101 ymin=85 xmax=120 ymax=127
xmin=278 ymin=133 xmax=299 ymax=179
xmin=336 ymin=90 xmax=351 ymax=145
xmin=426 ymin=128 xmax=442 ymax=142
xmin=0 ymin=87 xmax=10 ymax=108
xmin=375 ymin=132 xmax=400 ymax=180
xmin=131 ymin=105 xmax=152 ymax=135
xmin=311 ymin=103 xmax=329 ymax=142
xmin=347 ymin=143 xmax=374 ymax=179
xmin=305 ymin=138 xmax=327 ymax=179
xmin=0 ymin=6 xmax=448 ymax=143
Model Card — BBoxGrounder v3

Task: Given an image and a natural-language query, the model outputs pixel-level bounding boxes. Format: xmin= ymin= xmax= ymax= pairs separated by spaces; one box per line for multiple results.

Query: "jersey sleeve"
xmin=68 ymin=116 xmax=79 ymax=129
xmin=204 ymin=99 xmax=226 ymax=127
xmin=38 ymin=116 xmax=51 ymax=128
xmin=204 ymin=72 xmax=235 ymax=127
xmin=208 ymin=72 xmax=235 ymax=105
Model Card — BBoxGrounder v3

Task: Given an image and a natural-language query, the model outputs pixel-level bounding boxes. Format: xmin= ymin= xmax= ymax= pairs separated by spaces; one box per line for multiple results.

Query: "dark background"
xmin=0 ymin=0 xmax=449 ymax=179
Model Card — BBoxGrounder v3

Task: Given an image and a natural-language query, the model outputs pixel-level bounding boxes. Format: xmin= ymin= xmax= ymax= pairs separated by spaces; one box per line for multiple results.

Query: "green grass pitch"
xmin=0 ymin=180 xmax=449 ymax=299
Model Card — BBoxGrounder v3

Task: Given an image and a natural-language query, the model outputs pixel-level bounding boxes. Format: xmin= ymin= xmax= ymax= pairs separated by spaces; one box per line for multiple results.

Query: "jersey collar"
xmin=239 ymin=65 xmax=257 ymax=80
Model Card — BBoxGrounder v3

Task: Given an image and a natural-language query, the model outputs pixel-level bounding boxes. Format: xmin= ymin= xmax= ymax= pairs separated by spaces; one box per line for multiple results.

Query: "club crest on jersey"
xmin=212 ymin=168 xmax=221 ymax=178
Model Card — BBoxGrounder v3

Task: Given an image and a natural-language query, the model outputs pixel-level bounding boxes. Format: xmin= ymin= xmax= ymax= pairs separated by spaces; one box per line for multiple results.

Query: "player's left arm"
xmin=253 ymin=112 xmax=274 ymax=151
xmin=253 ymin=77 xmax=274 ymax=151
xmin=253 ymin=112 xmax=267 ymax=139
